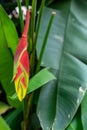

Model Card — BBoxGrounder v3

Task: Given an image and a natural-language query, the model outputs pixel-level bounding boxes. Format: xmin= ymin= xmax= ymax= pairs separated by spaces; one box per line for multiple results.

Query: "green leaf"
xmin=0 ymin=116 xmax=11 ymax=130
xmin=7 ymin=95 xmax=21 ymax=108
xmin=0 ymin=5 xmax=18 ymax=55
xmin=5 ymin=107 xmax=22 ymax=130
xmin=0 ymin=16 xmax=15 ymax=96
xmin=66 ymin=108 xmax=83 ymax=130
xmin=81 ymin=92 xmax=87 ymax=130
xmin=37 ymin=1 xmax=87 ymax=130
xmin=9 ymin=68 xmax=56 ymax=100
xmin=0 ymin=5 xmax=19 ymax=107
xmin=27 ymin=68 xmax=56 ymax=93
xmin=0 ymin=102 xmax=10 ymax=115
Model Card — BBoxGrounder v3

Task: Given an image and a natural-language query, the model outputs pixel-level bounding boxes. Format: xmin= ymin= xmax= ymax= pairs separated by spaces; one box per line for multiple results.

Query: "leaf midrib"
xmin=51 ymin=1 xmax=72 ymax=129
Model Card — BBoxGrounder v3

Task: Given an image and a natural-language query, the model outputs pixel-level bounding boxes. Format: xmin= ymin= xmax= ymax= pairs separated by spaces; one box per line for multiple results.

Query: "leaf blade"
xmin=27 ymin=68 xmax=56 ymax=93
xmin=37 ymin=1 xmax=87 ymax=130
xmin=0 ymin=116 xmax=11 ymax=130
xmin=0 ymin=5 xmax=18 ymax=55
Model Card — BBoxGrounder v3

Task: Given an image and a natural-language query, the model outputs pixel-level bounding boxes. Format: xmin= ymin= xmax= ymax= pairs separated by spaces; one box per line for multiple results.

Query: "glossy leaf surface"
xmin=66 ymin=108 xmax=83 ymax=130
xmin=27 ymin=68 xmax=56 ymax=93
xmin=37 ymin=0 xmax=87 ymax=130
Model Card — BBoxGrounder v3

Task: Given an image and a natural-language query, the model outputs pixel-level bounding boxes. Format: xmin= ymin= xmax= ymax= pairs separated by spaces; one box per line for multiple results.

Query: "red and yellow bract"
xmin=13 ymin=10 xmax=30 ymax=101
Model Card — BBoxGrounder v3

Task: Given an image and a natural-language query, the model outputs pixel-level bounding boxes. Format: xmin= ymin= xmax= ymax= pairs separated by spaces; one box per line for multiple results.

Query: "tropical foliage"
xmin=0 ymin=0 xmax=87 ymax=130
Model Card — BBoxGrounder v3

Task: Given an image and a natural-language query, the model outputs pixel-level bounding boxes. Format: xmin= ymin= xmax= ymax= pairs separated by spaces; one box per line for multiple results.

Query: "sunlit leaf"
xmin=0 ymin=116 xmax=11 ymax=130
xmin=0 ymin=5 xmax=18 ymax=97
xmin=0 ymin=5 xmax=18 ymax=54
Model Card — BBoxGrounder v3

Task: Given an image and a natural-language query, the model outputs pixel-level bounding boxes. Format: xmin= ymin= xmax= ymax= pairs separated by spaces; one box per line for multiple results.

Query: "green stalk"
xmin=23 ymin=94 xmax=34 ymax=130
xmin=30 ymin=34 xmax=36 ymax=76
xmin=29 ymin=0 xmax=37 ymax=76
xmin=30 ymin=0 xmax=45 ymax=76
xmin=36 ymin=12 xmax=56 ymax=73
xmin=31 ymin=0 xmax=37 ymax=42
xmin=25 ymin=0 xmax=29 ymax=9
xmin=46 ymin=0 xmax=54 ymax=6
xmin=35 ymin=0 xmax=46 ymax=44
xmin=23 ymin=99 xmax=27 ymax=130
xmin=17 ymin=0 xmax=24 ymax=33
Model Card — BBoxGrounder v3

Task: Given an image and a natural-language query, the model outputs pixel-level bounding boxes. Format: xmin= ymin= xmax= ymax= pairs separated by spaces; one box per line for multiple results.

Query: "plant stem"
xmin=17 ymin=0 xmax=24 ymax=33
xmin=29 ymin=0 xmax=37 ymax=76
xmin=30 ymin=0 xmax=45 ymax=76
xmin=23 ymin=94 xmax=34 ymax=130
xmin=25 ymin=0 xmax=29 ymax=9
xmin=30 ymin=33 xmax=36 ymax=76
xmin=36 ymin=12 xmax=56 ymax=73
xmin=35 ymin=0 xmax=46 ymax=44
xmin=31 ymin=0 xmax=37 ymax=42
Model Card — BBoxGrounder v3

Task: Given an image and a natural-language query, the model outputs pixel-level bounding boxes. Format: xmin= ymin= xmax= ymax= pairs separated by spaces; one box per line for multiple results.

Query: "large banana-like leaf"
xmin=66 ymin=108 xmax=83 ymax=130
xmin=0 ymin=5 xmax=18 ymax=96
xmin=37 ymin=0 xmax=87 ymax=130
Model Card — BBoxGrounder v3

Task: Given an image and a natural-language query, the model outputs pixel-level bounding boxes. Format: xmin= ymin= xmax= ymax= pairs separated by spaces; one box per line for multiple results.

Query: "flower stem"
xmin=17 ymin=0 xmax=24 ymax=33
xmin=23 ymin=94 xmax=34 ymax=130
xmin=35 ymin=0 xmax=46 ymax=44
xmin=36 ymin=12 xmax=56 ymax=73
xmin=25 ymin=0 xmax=29 ymax=9
xmin=31 ymin=0 xmax=37 ymax=42
xmin=30 ymin=0 xmax=46 ymax=76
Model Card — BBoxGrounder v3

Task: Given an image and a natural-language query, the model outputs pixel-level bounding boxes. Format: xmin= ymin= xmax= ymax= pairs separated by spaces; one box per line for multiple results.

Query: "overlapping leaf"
xmin=37 ymin=0 xmax=87 ymax=130
xmin=0 ymin=116 xmax=11 ymax=130
xmin=5 ymin=107 xmax=22 ymax=130
xmin=0 ymin=5 xmax=18 ymax=99
xmin=66 ymin=108 xmax=83 ymax=130
xmin=8 ymin=68 xmax=56 ymax=101
xmin=81 ymin=92 xmax=87 ymax=130
xmin=0 ymin=5 xmax=18 ymax=55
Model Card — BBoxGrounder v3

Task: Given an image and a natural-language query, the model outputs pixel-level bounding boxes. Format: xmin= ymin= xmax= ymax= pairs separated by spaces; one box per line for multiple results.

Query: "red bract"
xmin=13 ymin=10 xmax=30 ymax=101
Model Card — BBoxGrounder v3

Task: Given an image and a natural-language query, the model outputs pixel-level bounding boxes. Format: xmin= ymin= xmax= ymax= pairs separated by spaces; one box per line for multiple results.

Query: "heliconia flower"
xmin=13 ymin=10 xmax=30 ymax=101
